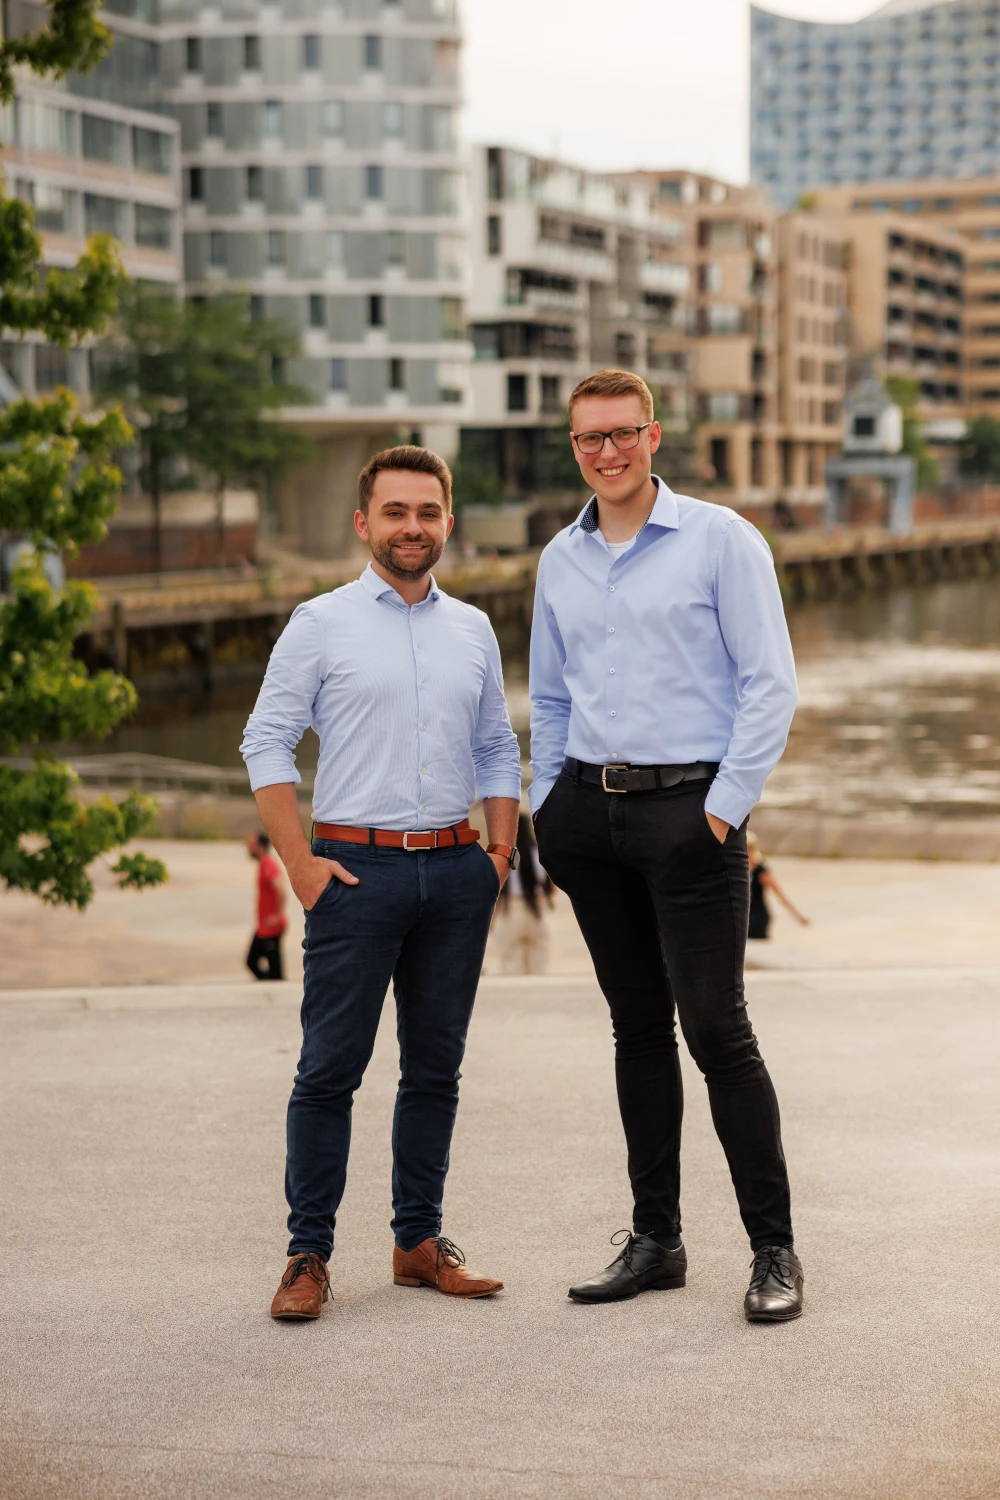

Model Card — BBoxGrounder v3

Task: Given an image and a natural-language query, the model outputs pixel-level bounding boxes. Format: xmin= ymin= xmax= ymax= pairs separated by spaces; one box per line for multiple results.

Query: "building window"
xmin=244 ymin=35 xmax=261 ymax=70
xmin=309 ymin=293 xmax=325 ymax=327
xmin=387 ymin=230 xmax=405 ymax=266
xmin=326 ymin=230 xmax=345 ymax=266
xmin=323 ymin=101 xmax=344 ymax=137
xmin=507 ymin=372 xmax=528 ymax=412
xmin=306 ymin=164 xmax=323 ymax=199
xmin=132 ymin=127 xmax=172 ymax=174
xmin=35 ymin=345 xmax=69 ymax=393
xmin=440 ymin=297 xmax=463 ymax=339
xmin=83 ymin=193 xmax=125 ymax=238
xmin=303 ymin=33 xmax=320 ymax=69
xmin=135 ymin=204 xmax=172 ymax=249
xmin=246 ymin=164 xmax=263 ymax=200
xmin=209 ymin=230 xmax=225 ymax=266
xmin=33 ymin=183 xmax=73 ymax=233
xmin=188 ymin=166 xmax=204 ymax=202
xmin=249 ymin=294 xmax=263 ymax=321
xmin=708 ymin=392 xmax=740 ymax=422
xmin=367 ymin=293 xmax=384 ymax=327
xmin=389 ymin=357 xmax=405 ymax=390
xmin=487 ymin=214 xmax=501 ymax=255
xmin=540 ymin=375 xmax=560 ymax=413
xmin=330 ymin=357 xmax=347 ymax=390
xmin=365 ymin=164 xmax=383 ymax=199
xmin=206 ymin=102 xmax=222 ymax=137
xmin=267 ymin=229 xmax=285 ymax=265
xmin=185 ymin=36 xmax=202 ymax=72
xmin=430 ymin=105 xmax=455 ymax=152
xmin=614 ymin=332 xmax=636 ymax=364
xmin=383 ymin=101 xmax=404 ymax=139
xmin=263 ymin=100 xmax=283 ymax=139
xmin=440 ymin=387 xmax=463 ymax=404
xmin=82 ymin=114 xmax=124 ymax=165
xmin=364 ymin=34 xmax=382 ymax=70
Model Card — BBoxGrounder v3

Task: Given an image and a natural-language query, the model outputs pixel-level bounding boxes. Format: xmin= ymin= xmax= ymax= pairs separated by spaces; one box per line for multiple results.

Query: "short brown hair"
xmin=569 ymin=369 xmax=654 ymax=424
xmin=357 ymin=445 xmax=453 ymax=513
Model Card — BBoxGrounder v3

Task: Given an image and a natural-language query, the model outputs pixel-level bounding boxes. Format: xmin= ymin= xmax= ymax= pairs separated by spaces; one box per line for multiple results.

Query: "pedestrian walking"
xmin=245 ymin=832 xmax=287 ymax=980
xmin=530 ymin=369 xmax=804 ymax=1322
xmin=748 ymin=832 xmax=810 ymax=940
xmin=241 ymin=445 xmax=521 ymax=1320
xmin=492 ymin=811 xmax=555 ymax=975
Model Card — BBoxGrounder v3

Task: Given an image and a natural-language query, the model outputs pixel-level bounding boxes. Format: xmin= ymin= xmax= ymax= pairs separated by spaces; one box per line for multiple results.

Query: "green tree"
xmin=885 ymin=375 xmax=940 ymax=490
xmin=958 ymin=414 xmax=1000 ymax=483
xmin=181 ymin=299 xmax=313 ymax=563
xmin=0 ymin=0 xmax=166 ymax=908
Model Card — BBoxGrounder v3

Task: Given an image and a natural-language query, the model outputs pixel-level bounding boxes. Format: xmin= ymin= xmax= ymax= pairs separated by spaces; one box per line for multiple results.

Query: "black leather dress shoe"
xmin=743 ymin=1245 xmax=804 ymax=1322
xmin=568 ymin=1231 xmax=687 ymax=1304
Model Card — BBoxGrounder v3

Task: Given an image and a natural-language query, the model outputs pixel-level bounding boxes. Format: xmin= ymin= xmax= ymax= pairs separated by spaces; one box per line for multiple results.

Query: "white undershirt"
xmin=603 ymin=535 xmax=638 ymax=561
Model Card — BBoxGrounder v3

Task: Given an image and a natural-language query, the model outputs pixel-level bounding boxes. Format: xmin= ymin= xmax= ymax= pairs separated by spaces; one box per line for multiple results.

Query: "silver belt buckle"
xmin=402 ymin=829 xmax=437 ymax=850
xmin=601 ymin=765 xmax=628 ymax=793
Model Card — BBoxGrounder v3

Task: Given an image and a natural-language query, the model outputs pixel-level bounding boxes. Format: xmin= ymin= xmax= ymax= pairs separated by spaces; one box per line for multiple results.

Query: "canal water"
xmin=75 ymin=577 xmax=1000 ymax=822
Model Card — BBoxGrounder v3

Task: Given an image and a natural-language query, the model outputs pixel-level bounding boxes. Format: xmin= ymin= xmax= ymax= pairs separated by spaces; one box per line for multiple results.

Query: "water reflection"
xmin=75 ymin=578 xmax=1000 ymax=821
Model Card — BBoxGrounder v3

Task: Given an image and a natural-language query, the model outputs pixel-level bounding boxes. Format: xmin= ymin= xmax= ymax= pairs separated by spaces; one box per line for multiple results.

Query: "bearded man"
xmin=241 ymin=445 xmax=521 ymax=1320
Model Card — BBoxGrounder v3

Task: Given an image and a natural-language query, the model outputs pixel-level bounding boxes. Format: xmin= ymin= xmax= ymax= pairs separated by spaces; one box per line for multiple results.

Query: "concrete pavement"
xmin=2 ymin=968 xmax=999 ymax=1499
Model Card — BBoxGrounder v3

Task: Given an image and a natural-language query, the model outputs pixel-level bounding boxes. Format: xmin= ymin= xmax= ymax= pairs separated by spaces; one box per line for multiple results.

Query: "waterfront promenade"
xmin=2 ymin=843 xmax=1000 ymax=1498
xmin=2 ymin=962 xmax=999 ymax=1498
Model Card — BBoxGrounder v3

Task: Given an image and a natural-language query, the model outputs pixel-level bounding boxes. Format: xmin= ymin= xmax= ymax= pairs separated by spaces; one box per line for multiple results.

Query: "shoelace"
xmin=748 ymin=1246 xmax=795 ymax=1291
xmin=609 ymin=1228 xmax=639 ymax=1267
xmin=281 ymin=1252 xmax=330 ymax=1293
xmin=435 ymin=1236 xmax=466 ymax=1274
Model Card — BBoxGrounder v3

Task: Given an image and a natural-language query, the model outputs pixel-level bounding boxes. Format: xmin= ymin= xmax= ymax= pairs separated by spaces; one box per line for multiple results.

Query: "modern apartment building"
xmin=751 ymin=0 xmax=1000 ymax=209
xmin=463 ymin=146 xmax=690 ymax=492
xmin=813 ymin=177 xmax=1000 ymax=418
xmin=156 ymin=0 xmax=470 ymax=556
xmin=0 ymin=0 xmax=182 ymax=399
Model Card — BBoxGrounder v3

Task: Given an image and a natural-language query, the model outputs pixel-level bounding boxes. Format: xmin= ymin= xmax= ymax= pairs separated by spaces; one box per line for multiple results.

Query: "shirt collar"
xmin=571 ymin=475 xmax=679 ymax=537
xmin=358 ymin=561 xmax=441 ymax=604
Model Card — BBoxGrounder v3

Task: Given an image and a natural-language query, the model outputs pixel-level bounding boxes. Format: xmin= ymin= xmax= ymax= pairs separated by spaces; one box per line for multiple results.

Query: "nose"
xmin=599 ymin=434 xmax=620 ymax=458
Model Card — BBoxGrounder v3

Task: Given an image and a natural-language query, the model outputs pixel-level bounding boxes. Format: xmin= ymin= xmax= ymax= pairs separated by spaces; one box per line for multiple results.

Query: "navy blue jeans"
xmin=286 ymin=837 xmax=500 ymax=1260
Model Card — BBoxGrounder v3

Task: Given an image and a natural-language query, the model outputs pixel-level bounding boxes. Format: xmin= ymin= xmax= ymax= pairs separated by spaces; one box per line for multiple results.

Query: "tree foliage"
xmin=885 ymin=375 xmax=940 ymax=491
xmin=958 ymin=415 xmax=1000 ymax=483
xmin=0 ymin=0 xmax=166 ymax=908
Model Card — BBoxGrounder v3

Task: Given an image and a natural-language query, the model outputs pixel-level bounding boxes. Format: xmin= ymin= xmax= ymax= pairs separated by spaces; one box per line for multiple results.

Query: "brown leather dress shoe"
xmin=270 ymin=1252 xmax=331 ymax=1319
xmin=392 ymin=1236 xmax=502 ymax=1298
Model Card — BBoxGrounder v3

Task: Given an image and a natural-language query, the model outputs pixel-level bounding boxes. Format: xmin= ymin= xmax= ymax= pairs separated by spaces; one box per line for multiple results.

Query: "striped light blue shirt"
xmin=240 ymin=563 xmax=521 ymax=829
xmin=530 ymin=479 xmax=798 ymax=829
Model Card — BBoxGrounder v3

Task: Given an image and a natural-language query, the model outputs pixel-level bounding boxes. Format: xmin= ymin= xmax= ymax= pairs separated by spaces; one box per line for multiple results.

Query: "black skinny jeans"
xmin=534 ymin=772 xmax=793 ymax=1251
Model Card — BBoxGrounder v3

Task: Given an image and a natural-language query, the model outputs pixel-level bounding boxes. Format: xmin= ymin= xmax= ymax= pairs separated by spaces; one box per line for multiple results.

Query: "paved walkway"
xmin=2 ymin=969 xmax=999 ymax=1499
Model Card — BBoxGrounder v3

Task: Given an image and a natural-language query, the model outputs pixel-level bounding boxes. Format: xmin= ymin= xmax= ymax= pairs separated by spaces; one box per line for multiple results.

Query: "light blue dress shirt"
xmin=241 ymin=563 xmax=521 ymax=829
xmin=529 ymin=478 xmax=798 ymax=830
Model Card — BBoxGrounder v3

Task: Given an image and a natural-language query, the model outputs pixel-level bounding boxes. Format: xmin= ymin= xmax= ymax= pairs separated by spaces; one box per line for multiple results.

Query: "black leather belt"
xmin=562 ymin=757 xmax=719 ymax=794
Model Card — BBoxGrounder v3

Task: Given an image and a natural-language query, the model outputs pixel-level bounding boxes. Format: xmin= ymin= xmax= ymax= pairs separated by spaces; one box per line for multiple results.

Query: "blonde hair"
xmin=569 ymin=368 xmax=654 ymax=424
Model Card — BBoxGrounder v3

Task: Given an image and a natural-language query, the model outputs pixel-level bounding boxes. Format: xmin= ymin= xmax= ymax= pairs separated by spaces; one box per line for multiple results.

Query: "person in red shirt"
xmin=246 ymin=833 xmax=287 ymax=980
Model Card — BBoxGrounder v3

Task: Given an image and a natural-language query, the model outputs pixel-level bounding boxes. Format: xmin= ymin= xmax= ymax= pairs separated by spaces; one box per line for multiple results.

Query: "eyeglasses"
xmin=570 ymin=423 xmax=652 ymax=456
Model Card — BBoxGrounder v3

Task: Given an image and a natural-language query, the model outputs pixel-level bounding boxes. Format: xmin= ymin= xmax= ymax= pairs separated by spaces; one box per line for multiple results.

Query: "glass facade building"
xmin=751 ymin=0 xmax=1000 ymax=208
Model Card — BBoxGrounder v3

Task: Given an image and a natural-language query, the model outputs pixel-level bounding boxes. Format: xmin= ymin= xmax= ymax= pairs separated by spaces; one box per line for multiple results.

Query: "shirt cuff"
xmin=704 ymin=777 xmax=754 ymax=830
xmin=243 ymin=753 xmax=302 ymax=794
xmin=528 ymin=774 xmax=558 ymax=816
xmin=475 ymin=772 xmax=523 ymax=802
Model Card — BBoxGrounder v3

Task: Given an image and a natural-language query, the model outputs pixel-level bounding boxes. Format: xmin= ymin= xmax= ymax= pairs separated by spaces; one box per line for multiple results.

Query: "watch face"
xmin=509 ymin=847 xmax=520 ymax=870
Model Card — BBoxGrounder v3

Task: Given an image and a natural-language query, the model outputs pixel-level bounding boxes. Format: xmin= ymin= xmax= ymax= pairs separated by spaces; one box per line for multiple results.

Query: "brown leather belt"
xmin=312 ymin=819 xmax=480 ymax=851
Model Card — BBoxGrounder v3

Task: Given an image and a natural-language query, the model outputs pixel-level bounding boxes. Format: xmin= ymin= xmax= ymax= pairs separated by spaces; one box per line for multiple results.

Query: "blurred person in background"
xmin=246 ymin=832 xmax=287 ymax=981
xmin=492 ymin=812 xmax=555 ymax=975
xmin=747 ymin=833 xmax=810 ymax=941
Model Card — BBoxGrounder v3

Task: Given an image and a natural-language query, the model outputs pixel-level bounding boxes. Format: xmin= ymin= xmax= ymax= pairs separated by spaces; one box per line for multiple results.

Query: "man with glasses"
xmin=530 ymin=369 xmax=803 ymax=1322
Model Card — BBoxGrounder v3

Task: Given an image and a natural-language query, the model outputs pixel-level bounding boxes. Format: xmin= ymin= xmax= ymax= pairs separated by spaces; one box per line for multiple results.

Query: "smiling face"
xmin=354 ymin=469 xmax=454 ymax=581
xmin=569 ymin=394 xmax=662 ymax=508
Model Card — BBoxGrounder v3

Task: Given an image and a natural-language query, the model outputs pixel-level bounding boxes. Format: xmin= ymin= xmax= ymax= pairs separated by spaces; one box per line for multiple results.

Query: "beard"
xmin=369 ymin=533 xmax=445 ymax=581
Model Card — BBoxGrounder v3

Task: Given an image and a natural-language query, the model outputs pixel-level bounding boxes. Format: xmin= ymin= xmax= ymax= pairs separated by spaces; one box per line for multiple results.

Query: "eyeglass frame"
xmin=570 ymin=422 xmax=653 ymax=455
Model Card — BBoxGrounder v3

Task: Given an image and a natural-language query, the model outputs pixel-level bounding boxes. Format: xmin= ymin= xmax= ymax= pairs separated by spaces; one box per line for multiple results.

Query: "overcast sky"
xmin=463 ymin=0 xmax=889 ymax=183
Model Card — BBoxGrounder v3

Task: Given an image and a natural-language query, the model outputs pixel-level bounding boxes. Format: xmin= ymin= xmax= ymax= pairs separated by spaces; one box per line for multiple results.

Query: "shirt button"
xmin=609 ymin=585 xmax=615 ymax=592
xmin=611 ymin=752 xmax=618 ymax=759
xmin=610 ymin=711 xmax=617 ymax=717
xmin=609 ymin=668 xmax=615 ymax=675
xmin=421 ymin=723 xmax=428 ymax=731
xmin=609 ymin=627 xmax=615 ymax=634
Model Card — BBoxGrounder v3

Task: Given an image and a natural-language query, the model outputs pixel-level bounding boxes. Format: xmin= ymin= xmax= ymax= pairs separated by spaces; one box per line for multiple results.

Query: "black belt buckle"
xmin=601 ymin=764 xmax=629 ymax=793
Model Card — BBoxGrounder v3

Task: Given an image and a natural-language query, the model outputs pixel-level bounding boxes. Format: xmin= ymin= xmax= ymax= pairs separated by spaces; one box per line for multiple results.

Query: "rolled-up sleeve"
xmin=471 ymin=623 xmax=522 ymax=801
xmin=240 ymin=603 xmax=322 ymax=792
xmin=528 ymin=552 xmax=572 ymax=815
xmin=705 ymin=518 xmax=798 ymax=829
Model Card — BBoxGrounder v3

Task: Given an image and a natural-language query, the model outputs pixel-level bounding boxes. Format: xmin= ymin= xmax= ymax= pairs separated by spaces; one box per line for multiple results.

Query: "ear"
xmin=354 ymin=508 xmax=369 ymax=541
xmin=648 ymin=421 xmax=662 ymax=456
xmin=445 ymin=512 xmax=455 ymax=539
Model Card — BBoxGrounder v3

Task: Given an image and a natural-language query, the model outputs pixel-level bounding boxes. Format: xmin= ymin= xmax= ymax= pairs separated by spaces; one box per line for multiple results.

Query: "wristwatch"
xmin=487 ymin=842 xmax=520 ymax=870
